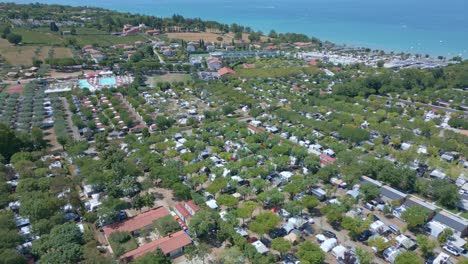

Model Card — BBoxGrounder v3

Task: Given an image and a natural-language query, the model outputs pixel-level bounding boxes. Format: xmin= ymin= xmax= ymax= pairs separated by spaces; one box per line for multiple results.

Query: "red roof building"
xmin=103 ymin=207 xmax=169 ymax=236
xmin=247 ymin=124 xmax=266 ymax=134
xmin=174 ymin=203 xmax=191 ymax=223
xmin=146 ymin=29 xmax=161 ymax=35
xmin=320 ymin=154 xmax=336 ymax=166
xmin=264 ymin=45 xmax=277 ymax=51
xmin=6 ymin=85 xmax=24 ymax=94
xmin=218 ymin=67 xmax=236 ymax=77
xmin=174 ymin=200 xmax=200 ymax=224
xmin=185 ymin=200 xmax=200 ymax=215
xmin=120 ymin=230 xmax=192 ymax=260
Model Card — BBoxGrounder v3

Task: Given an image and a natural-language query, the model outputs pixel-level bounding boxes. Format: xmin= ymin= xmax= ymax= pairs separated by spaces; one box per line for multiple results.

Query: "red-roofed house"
xmin=173 ymin=200 xmax=200 ymax=224
xmin=264 ymin=45 xmax=277 ymax=51
xmin=121 ymin=230 xmax=192 ymax=260
xmin=320 ymin=154 xmax=336 ymax=166
xmin=247 ymin=124 xmax=266 ymax=134
xmin=185 ymin=200 xmax=200 ymax=215
xmin=103 ymin=207 xmax=169 ymax=237
xmin=218 ymin=67 xmax=236 ymax=77
xmin=6 ymin=85 xmax=24 ymax=94
xmin=146 ymin=29 xmax=161 ymax=35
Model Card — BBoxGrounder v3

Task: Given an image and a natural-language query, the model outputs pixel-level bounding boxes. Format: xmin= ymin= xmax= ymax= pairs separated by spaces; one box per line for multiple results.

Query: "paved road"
xmin=154 ymin=49 xmax=165 ymax=64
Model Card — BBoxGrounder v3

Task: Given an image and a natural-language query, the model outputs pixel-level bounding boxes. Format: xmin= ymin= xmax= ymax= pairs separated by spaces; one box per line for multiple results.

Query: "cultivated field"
xmin=0 ymin=38 xmax=37 ymax=66
xmin=0 ymin=39 xmax=73 ymax=66
xmin=166 ymin=32 xmax=225 ymax=43
xmin=148 ymin=73 xmax=191 ymax=86
xmin=166 ymin=32 xmax=271 ymax=43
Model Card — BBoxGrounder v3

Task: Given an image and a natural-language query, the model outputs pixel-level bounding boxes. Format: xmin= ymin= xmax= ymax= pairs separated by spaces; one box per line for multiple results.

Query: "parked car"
xmin=269 ymin=228 xmax=287 ymax=239
xmin=220 ymin=186 xmax=236 ymax=194
xmin=443 ymin=245 xmax=460 ymax=256
xmin=302 ymin=215 xmax=314 ymax=224
xmin=282 ymin=253 xmax=300 ymax=264
xmin=357 ymin=230 xmax=373 ymax=242
xmin=323 ymin=230 xmax=337 ymax=239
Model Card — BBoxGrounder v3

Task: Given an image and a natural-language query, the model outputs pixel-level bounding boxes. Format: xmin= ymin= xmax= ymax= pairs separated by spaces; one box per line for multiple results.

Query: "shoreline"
xmin=12 ymin=0 xmax=468 ymax=58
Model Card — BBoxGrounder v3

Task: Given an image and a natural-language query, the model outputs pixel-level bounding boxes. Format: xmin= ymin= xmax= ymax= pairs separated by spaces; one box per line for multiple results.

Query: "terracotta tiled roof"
xmin=217 ymin=67 xmax=236 ymax=76
xmin=320 ymin=154 xmax=336 ymax=165
xmin=175 ymin=203 xmax=191 ymax=218
xmin=185 ymin=201 xmax=200 ymax=212
xmin=103 ymin=207 xmax=169 ymax=236
xmin=121 ymin=230 xmax=192 ymax=260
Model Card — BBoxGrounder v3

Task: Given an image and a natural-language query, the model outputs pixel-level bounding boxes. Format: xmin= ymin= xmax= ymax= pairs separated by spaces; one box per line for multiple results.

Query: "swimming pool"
xmin=78 ymin=79 xmax=94 ymax=90
xmin=99 ymin=77 xmax=116 ymax=86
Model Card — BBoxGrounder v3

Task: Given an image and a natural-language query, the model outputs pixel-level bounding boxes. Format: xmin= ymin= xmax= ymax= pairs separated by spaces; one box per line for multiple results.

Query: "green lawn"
xmin=148 ymin=73 xmax=191 ymax=85
xmin=461 ymin=212 xmax=468 ymax=220
xmin=153 ymin=215 xmax=180 ymax=236
xmin=13 ymin=28 xmax=63 ymax=45
xmin=11 ymin=27 xmax=146 ymax=47
xmin=235 ymin=66 xmax=319 ymax=78
xmin=108 ymin=231 xmax=138 ymax=256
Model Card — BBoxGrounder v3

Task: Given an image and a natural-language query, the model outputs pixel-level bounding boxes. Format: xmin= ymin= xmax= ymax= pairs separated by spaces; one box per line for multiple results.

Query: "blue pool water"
xmin=78 ymin=79 xmax=93 ymax=90
xmin=100 ymin=77 xmax=116 ymax=86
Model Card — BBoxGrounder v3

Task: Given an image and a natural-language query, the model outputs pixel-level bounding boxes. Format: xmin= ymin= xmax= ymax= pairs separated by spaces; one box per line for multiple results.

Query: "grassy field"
xmin=12 ymin=27 xmax=146 ymax=47
xmin=13 ymin=28 xmax=63 ymax=45
xmin=166 ymin=32 xmax=224 ymax=42
xmin=166 ymin=32 xmax=270 ymax=43
xmin=0 ymin=39 xmax=73 ymax=66
xmin=53 ymin=47 xmax=73 ymax=58
xmin=73 ymin=28 xmax=146 ymax=46
xmin=236 ymin=66 xmax=319 ymax=78
xmin=148 ymin=73 xmax=191 ymax=85
xmin=0 ymin=38 xmax=38 ymax=66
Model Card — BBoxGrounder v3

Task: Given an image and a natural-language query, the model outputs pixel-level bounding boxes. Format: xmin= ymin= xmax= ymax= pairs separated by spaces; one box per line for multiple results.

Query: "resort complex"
xmin=0 ymin=3 xmax=467 ymax=264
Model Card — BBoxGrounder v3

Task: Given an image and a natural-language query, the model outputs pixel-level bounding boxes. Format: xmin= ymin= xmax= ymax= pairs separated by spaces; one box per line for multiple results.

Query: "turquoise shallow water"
xmin=15 ymin=0 xmax=468 ymax=57
xmin=99 ymin=77 xmax=116 ymax=86
xmin=78 ymin=79 xmax=93 ymax=90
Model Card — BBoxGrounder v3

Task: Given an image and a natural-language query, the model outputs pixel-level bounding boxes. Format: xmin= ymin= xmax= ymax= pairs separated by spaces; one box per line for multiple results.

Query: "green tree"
xmin=360 ymin=183 xmax=380 ymax=202
xmin=401 ymin=206 xmax=430 ymax=230
xmin=416 ymin=235 xmax=436 ymax=258
xmin=172 ymin=183 xmax=191 ymax=200
xmin=297 ymin=241 xmax=325 ymax=264
xmin=257 ymin=189 xmax=284 ymax=207
xmin=236 ymin=201 xmax=258 ymax=223
xmin=437 ymin=228 xmax=454 ymax=243
xmin=355 ymin=247 xmax=373 ymax=264
xmin=0 ymin=249 xmax=27 ymax=264
xmin=301 ymin=195 xmax=320 ymax=210
xmin=271 ymin=238 xmax=291 ymax=256
xmin=0 ymin=124 xmax=22 ymax=161
xmin=249 ymin=212 xmax=280 ymax=235
xmin=134 ymin=249 xmax=171 ymax=264
xmin=432 ymin=180 xmax=460 ymax=208
xmin=0 ymin=229 xmax=23 ymax=250
xmin=6 ymin=33 xmax=22 ymax=45
xmin=188 ymin=209 xmax=220 ymax=238
xmin=394 ymin=251 xmax=423 ymax=264
xmin=217 ymin=194 xmax=239 ymax=208
xmin=368 ymin=237 xmax=389 ymax=253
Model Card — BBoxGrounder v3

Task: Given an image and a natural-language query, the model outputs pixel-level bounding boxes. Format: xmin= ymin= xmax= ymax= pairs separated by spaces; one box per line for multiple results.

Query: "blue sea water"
xmin=15 ymin=0 xmax=468 ymax=57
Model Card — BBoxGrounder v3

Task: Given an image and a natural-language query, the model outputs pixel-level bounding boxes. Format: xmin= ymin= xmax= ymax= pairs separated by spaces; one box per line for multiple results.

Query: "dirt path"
xmin=62 ymin=97 xmax=80 ymax=141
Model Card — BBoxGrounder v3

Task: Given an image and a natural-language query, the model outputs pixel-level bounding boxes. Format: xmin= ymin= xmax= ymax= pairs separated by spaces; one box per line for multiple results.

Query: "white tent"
xmin=332 ymin=245 xmax=347 ymax=259
xmin=320 ymin=238 xmax=337 ymax=252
